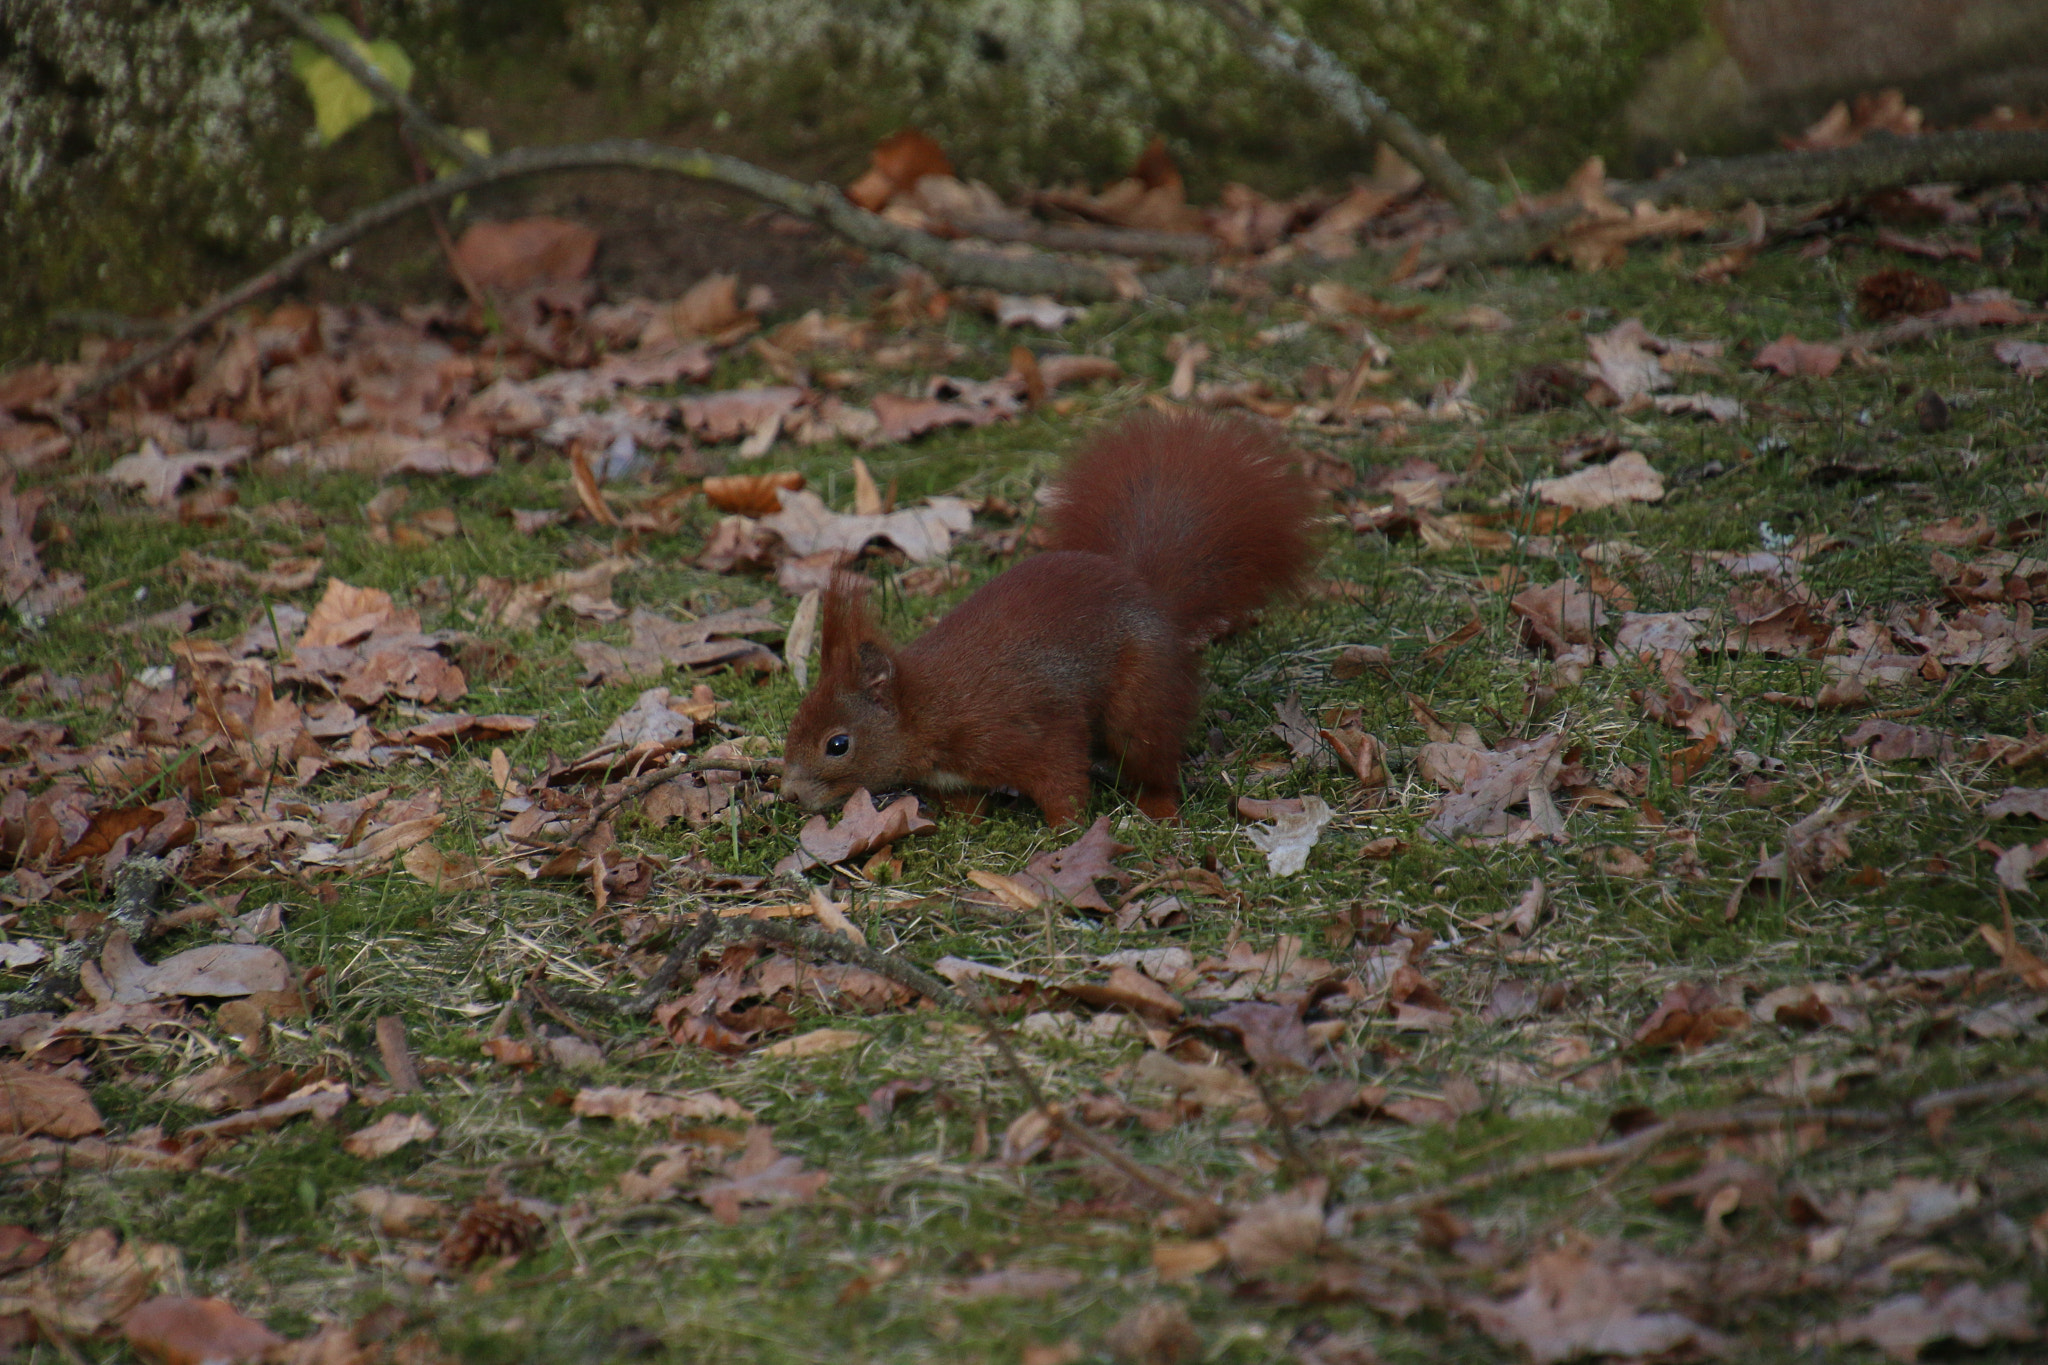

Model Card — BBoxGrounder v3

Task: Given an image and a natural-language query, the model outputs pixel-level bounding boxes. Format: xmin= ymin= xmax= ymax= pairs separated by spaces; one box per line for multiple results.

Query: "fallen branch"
xmin=1625 ymin=129 xmax=2048 ymax=212
xmin=70 ymin=140 xmax=1131 ymax=405
xmin=1343 ymin=1071 xmax=2048 ymax=1224
xmin=738 ymin=917 xmax=1218 ymax=1217
xmin=1190 ymin=0 xmax=1494 ymax=221
xmin=947 ymin=215 xmax=1217 ymax=261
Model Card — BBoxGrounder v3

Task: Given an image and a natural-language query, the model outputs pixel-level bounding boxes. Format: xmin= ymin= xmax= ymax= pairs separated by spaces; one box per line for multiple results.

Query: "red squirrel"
xmin=780 ymin=411 xmax=1317 ymax=825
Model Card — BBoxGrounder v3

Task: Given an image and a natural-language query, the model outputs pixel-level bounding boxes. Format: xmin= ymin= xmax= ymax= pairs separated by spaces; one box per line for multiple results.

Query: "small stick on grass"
xmin=541 ymin=754 xmax=784 ymax=853
xmin=734 ymin=918 xmax=1219 ymax=1217
xmin=1343 ymin=1072 xmax=2048 ymax=1224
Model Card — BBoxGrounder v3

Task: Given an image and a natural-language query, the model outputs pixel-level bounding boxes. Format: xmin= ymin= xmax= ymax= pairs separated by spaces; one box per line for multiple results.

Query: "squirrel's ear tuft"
xmin=855 ymin=641 xmax=897 ymax=708
xmin=820 ymin=572 xmax=882 ymax=669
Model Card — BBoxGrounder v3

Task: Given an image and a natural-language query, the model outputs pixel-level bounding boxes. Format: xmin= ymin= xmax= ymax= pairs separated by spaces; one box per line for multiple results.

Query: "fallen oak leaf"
xmin=1986 ymin=789 xmax=2048 ymax=821
xmin=694 ymin=1125 xmax=828 ymax=1225
xmin=761 ymin=488 xmax=973 ymax=564
xmin=775 ymin=789 xmax=933 ymax=875
xmin=1020 ymin=815 xmax=1134 ymax=912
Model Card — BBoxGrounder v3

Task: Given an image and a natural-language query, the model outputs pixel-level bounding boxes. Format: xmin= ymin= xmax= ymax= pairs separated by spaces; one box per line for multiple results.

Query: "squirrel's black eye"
xmin=824 ymin=734 xmax=851 ymax=758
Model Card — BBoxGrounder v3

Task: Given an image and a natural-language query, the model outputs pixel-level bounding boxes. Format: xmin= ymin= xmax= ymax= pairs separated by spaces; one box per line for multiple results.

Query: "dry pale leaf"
xmin=341 ymin=1111 xmax=437 ymax=1159
xmin=1531 ymin=452 xmax=1665 ymax=510
xmin=571 ymin=1086 xmax=752 ymax=1124
xmin=760 ymin=1028 xmax=866 ymax=1059
xmin=1245 ymin=796 xmax=1334 ymax=877
xmin=762 ymin=489 xmax=973 ymax=564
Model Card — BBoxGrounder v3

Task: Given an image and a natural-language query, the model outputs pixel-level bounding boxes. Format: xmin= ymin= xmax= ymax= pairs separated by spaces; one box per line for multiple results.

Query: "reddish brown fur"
xmin=782 ymin=412 xmax=1316 ymax=824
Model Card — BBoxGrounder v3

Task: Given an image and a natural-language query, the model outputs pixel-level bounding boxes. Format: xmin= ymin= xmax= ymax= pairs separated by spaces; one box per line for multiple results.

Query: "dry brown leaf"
xmin=1021 ymin=816 xmax=1135 ymax=912
xmin=668 ymin=272 xmax=757 ymax=340
xmin=1986 ymin=789 xmax=2048 ymax=821
xmin=1511 ymin=579 xmax=1607 ymax=657
xmin=452 ymin=217 xmax=597 ymax=293
xmin=1424 ymin=731 xmax=1567 ymax=841
xmin=1220 ymin=1179 xmax=1326 ymax=1275
xmin=0 ymin=1061 xmax=102 ymax=1138
xmin=1105 ymin=1299 xmax=1201 ymax=1365
xmin=846 ymin=128 xmax=952 ymax=211
xmin=1994 ymin=339 xmax=2048 ymax=377
xmin=123 ymin=1295 xmax=285 ymax=1365
xmin=1753 ymin=335 xmax=1844 ymax=378
xmin=1634 ymin=981 xmax=1747 ymax=1050
xmin=760 ymin=1028 xmax=866 ymax=1059
xmin=352 ymin=1187 xmax=444 ymax=1237
xmin=703 ymin=471 xmax=804 ymax=517
xmin=777 ymin=790 xmax=934 ymax=875
xmin=761 ymin=488 xmax=972 ymax=564
xmin=103 ymin=440 xmax=251 ymax=507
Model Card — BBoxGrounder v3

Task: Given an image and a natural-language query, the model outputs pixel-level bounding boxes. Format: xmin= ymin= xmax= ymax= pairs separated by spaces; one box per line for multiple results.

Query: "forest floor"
xmin=2 ymin=213 xmax=2047 ymax=1364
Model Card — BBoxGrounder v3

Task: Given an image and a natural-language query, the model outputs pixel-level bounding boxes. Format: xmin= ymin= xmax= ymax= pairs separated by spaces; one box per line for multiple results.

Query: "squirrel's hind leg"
xmin=1016 ymin=722 xmax=1093 ymax=827
xmin=1100 ymin=647 xmax=1197 ymax=824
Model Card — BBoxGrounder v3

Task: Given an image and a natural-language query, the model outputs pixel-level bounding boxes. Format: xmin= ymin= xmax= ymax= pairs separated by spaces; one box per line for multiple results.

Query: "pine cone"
xmin=437 ymin=1196 xmax=545 ymax=1269
xmin=1857 ymin=268 xmax=1950 ymax=321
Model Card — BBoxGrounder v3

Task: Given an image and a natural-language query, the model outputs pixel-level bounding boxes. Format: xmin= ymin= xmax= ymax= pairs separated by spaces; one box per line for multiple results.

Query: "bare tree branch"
xmin=1190 ymin=0 xmax=1496 ymax=221
xmin=1624 ymin=129 xmax=2048 ymax=211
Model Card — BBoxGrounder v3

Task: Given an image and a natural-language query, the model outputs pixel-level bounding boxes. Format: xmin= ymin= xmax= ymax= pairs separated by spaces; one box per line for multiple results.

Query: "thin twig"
xmin=521 ymin=982 xmax=602 ymax=1047
xmin=1343 ymin=1072 xmax=2048 ymax=1223
xmin=262 ymin=0 xmax=481 ymax=170
xmin=548 ymin=754 xmax=784 ymax=852
xmin=1189 ymin=0 xmax=1494 ymax=221
xmin=626 ymin=910 xmax=719 ymax=1015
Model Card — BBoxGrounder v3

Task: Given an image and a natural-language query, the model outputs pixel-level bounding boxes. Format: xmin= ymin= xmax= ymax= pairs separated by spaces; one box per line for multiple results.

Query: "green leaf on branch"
xmin=288 ymin=13 xmax=415 ymax=145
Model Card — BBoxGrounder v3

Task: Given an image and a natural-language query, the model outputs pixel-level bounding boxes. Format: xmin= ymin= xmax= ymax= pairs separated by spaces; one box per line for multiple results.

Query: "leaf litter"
xmin=2 ymin=90 xmax=2047 ymax=1365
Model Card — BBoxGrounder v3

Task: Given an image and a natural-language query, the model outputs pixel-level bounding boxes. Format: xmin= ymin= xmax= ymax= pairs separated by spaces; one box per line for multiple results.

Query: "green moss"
xmin=3 ymin=0 xmax=1704 ymax=362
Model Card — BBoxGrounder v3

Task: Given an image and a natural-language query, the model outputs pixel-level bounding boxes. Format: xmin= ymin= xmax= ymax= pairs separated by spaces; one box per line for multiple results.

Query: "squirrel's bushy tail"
xmin=1043 ymin=411 xmax=1317 ymax=642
